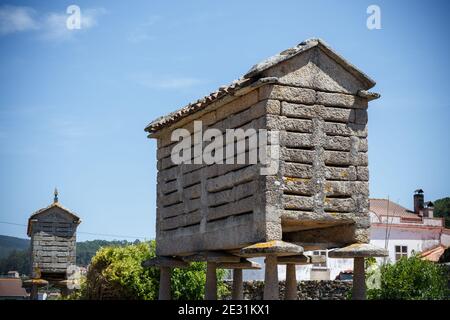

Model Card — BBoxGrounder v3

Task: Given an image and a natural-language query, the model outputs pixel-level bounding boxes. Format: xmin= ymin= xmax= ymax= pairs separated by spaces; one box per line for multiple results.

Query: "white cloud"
xmin=0 ymin=5 xmax=38 ymax=35
xmin=40 ymin=7 xmax=106 ymax=41
xmin=131 ymin=73 xmax=204 ymax=90
xmin=127 ymin=15 xmax=161 ymax=43
xmin=0 ymin=5 xmax=106 ymax=40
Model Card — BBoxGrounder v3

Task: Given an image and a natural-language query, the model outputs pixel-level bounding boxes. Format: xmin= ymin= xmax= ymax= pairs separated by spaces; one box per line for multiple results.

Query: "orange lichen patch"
xmin=328 ymin=243 xmax=388 ymax=258
xmin=240 ymin=240 xmax=304 ymax=257
xmin=22 ymin=278 xmax=49 ymax=287
xmin=250 ymin=240 xmax=278 ymax=249
xmin=324 ymin=183 xmax=334 ymax=194
xmin=340 ymin=170 xmax=348 ymax=178
xmin=344 ymin=243 xmax=362 ymax=250
xmin=283 ymin=177 xmax=310 ymax=183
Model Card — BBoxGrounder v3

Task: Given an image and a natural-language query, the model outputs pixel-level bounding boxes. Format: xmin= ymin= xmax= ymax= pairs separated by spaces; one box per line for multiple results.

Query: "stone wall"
xmin=155 ymin=88 xmax=271 ymax=256
xmin=224 ymin=280 xmax=352 ymax=300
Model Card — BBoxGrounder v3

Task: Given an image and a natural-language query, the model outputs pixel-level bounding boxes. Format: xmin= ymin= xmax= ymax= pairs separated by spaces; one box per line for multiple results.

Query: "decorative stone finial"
xmin=54 ymin=188 xmax=59 ymax=203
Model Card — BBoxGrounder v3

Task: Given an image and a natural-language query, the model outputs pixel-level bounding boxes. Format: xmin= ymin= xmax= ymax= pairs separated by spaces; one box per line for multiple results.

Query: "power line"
xmin=78 ymin=231 xmax=147 ymax=240
xmin=0 ymin=220 xmax=148 ymax=240
xmin=0 ymin=221 xmax=24 ymax=227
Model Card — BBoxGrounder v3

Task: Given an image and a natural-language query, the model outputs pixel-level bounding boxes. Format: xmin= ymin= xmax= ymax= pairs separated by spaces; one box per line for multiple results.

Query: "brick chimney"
xmin=413 ymin=189 xmax=424 ymax=215
xmin=423 ymin=201 xmax=434 ymax=218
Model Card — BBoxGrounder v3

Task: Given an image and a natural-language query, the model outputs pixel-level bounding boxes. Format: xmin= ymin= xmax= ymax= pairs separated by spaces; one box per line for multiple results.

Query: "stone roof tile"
xmin=145 ymin=38 xmax=376 ymax=134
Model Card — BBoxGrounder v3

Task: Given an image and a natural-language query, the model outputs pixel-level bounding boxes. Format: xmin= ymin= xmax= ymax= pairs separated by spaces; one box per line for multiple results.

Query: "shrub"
xmin=368 ymin=255 xmax=448 ymax=300
xmin=70 ymin=241 xmax=229 ymax=300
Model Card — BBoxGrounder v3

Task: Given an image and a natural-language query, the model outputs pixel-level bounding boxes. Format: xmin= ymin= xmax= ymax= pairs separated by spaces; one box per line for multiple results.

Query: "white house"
xmin=243 ymin=190 xmax=450 ymax=281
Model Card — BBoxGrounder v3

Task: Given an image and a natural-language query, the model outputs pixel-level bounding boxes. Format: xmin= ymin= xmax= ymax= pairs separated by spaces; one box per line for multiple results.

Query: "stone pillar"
xmin=285 ymin=264 xmax=297 ymax=300
xmin=328 ymin=243 xmax=388 ymax=301
xmin=60 ymin=286 xmax=71 ymax=297
xmin=264 ymin=254 xmax=279 ymax=300
xmin=352 ymin=257 xmax=366 ymax=300
xmin=30 ymin=284 xmax=38 ymax=300
xmin=232 ymin=269 xmax=243 ymax=300
xmin=159 ymin=266 xmax=172 ymax=300
xmin=205 ymin=262 xmax=217 ymax=300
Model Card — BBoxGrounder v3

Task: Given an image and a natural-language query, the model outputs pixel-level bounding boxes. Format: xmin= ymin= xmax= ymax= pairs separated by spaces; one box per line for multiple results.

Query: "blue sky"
xmin=0 ymin=0 xmax=449 ymax=241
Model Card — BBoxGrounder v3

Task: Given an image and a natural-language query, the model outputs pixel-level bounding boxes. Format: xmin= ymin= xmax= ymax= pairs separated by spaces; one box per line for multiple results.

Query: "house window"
xmin=395 ymin=245 xmax=408 ymax=261
xmin=312 ymin=250 xmax=327 ymax=268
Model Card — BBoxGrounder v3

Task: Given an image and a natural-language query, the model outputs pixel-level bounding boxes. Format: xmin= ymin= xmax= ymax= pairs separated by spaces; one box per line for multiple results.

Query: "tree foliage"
xmin=0 ymin=249 xmax=30 ymax=275
xmin=368 ymin=255 xmax=449 ymax=300
xmin=434 ymin=197 xmax=450 ymax=228
xmin=76 ymin=239 xmax=136 ymax=266
xmin=73 ymin=241 xmax=229 ymax=300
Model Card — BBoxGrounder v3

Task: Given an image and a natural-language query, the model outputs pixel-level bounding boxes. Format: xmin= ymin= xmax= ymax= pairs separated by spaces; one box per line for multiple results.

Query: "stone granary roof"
xmin=144 ymin=38 xmax=378 ymax=135
xmin=27 ymin=202 xmax=81 ymax=236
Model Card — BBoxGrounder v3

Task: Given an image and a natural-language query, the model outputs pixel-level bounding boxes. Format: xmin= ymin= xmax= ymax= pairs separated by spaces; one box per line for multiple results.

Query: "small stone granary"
xmin=25 ymin=189 xmax=81 ymax=299
xmin=144 ymin=38 xmax=387 ymax=300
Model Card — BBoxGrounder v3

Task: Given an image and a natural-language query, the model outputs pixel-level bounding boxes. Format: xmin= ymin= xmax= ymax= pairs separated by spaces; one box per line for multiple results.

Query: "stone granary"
xmin=25 ymin=189 xmax=81 ymax=299
xmin=143 ymin=38 xmax=387 ymax=300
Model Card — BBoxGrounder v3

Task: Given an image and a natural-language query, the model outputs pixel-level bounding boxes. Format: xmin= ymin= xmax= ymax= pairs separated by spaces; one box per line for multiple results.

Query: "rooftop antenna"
xmin=54 ymin=188 xmax=59 ymax=203
xmin=383 ymin=195 xmax=390 ymax=265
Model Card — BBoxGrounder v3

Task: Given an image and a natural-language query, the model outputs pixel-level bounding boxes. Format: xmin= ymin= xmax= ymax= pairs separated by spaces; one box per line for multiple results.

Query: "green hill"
xmin=0 ymin=235 xmax=30 ymax=259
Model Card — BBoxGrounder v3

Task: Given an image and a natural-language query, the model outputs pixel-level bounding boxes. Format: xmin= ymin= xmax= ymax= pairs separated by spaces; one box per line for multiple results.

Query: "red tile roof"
xmin=420 ymin=245 xmax=447 ymax=262
xmin=0 ymin=278 xmax=28 ymax=298
xmin=369 ymin=199 xmax=420 ymax=219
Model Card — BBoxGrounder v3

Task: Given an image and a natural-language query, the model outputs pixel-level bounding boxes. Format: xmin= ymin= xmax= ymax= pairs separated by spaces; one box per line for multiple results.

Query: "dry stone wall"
xmin=223 ymin=280 xmax=352 ymax=300
xmin=156 ymin=89 xmax=271 ymax=256
xmin=260 ymin=84 xmax=370 ymax=247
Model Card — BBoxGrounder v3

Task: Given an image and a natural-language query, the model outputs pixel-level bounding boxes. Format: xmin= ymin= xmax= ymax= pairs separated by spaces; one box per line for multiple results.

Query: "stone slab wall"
xmin=223 ymin=280 xmax=352 ymax=300
xmin=155 ymin=89 xmax=272 ymax=256
xmin=261 ymin=84 xmax=370 ymax=248
xmin=30 ymin=209 xmax=77 ymax=277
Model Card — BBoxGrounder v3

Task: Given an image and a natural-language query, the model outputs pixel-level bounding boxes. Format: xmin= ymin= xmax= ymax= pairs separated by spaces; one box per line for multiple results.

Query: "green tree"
xmin=0 ymin=249 xmax=30 ymax=275
xmin=434 ymin=197 xmax=450 ymax=228
xmin=73 ymin=241 xmax=229 ymax=300
xmin=368 ymin=255 xmax=448 ymax=300
xmin=76 ymin=239 xmax=132 ymax=266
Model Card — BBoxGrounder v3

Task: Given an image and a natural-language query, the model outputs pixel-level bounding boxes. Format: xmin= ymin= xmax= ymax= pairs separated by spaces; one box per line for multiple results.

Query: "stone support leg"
xmin=285 ymin=264 xmax=297 ymax=300
xmin=232 ymin=269 xmax=243 ymax=300
xmin=159 ymin=266 xmax=172 ymax=300
xmin=205 ymin=262 xmax=217 ymax=300
xmin=264 ymin=255 xmax=279 ymax=300
xmin=352 ymin=257 xmax=366 ymax=300
xmin=30 ymin=284 xmax=38 ymax=300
